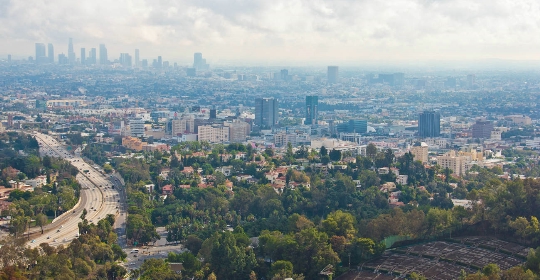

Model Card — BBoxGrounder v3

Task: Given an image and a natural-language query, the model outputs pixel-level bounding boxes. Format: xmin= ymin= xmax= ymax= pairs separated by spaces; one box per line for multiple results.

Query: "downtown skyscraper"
xmin=68 ymin=38 xmax=75 ymax=64
xmin=89 ymin=48 xmax=97 ymax=65
xmin=47 ymin=43 xmax=54 ymax=63
xmin=135 ymin=49 xmax=140 ymax=67
xmin=80 ymin=48 xmax=86 ymax=65
xmin=99 ymin=44 xmax=108 ymax=65
xmin=35 ymin=43 xmax=46 ymax=64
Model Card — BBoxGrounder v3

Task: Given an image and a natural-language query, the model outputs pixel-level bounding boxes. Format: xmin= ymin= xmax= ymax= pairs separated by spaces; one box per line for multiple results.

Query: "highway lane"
xmin=27 ymin=133 xmax=125 ymax=248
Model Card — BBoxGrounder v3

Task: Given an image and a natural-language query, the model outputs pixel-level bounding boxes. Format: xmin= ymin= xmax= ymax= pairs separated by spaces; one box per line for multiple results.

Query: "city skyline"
xmin=1 ymin=1 xmax=540 ymax=65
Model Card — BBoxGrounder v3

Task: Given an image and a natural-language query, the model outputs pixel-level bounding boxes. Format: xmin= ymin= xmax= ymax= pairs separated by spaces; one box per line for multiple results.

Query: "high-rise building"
xmin=35 ymin=43 xmax=46 ymax=64
xmin=135 ymin=49 xmax=140 ymax=67
xmin=89 ymin=48 xmax=97 ymax=65
xmin=280 ymin=69 xmax=289 ymax=81
xmin=193 ymin=52 xmax=209 ymax=70
xmin=99 ymin=44 xmax=108 ymax=65
xmin=418 ymin=111 xmax=441 ymax=138
xmin=305 ymin=95 xmax=319 ymax=126
xmin=327 ymin=66 xmax=339 ymax=84
xmin=80 ymin=48 xmax=86 ymax=65
xmin=141 ymin=59 xmax=148 ymax=68
xmin=255 ymin=98 xmax=279 ymax=128
xmin=58 ymin=53 xmax=68 ymax=64
xmin=7 ymin=55 xmax=11 ymax=63
xmin=47 ymin=43 xmax=54 ymax=63
xmin=156 ymin=56 xmax=162 ymax=68
xmin=120 ymin=53 xmax=132 ymax=67
xmin=68 ymin=38 xmax=75 ymax=64
xmin=472 ymin=120 xmax=493 ymax=139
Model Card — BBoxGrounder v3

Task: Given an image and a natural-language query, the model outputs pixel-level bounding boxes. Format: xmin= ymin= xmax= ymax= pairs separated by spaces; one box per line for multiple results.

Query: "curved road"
xmin=27 ymin=133 xmax=126 ymax=248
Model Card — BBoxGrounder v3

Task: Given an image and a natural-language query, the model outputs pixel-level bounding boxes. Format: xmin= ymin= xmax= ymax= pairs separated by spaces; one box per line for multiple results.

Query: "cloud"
xmin=1 ymin=0 xmax=539 ymax=63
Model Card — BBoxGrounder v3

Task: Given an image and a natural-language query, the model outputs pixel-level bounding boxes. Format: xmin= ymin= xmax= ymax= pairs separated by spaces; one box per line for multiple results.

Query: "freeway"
xmin=27 ymin=133 xmax=126 ymax=248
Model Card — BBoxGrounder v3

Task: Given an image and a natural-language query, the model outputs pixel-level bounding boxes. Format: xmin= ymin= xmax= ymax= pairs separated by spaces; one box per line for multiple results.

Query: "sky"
xmin=1 ymin=0 xmax=540 ymax=65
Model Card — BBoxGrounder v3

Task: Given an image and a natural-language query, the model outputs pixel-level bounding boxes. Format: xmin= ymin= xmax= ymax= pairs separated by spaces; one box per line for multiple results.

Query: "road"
xmin=27 ymin=132 xmax=126 ymax=248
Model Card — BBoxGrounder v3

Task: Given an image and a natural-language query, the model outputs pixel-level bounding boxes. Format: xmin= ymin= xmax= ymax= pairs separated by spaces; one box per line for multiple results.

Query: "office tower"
xmin=327 ymin=66 xmax=339 ymax=84
xmin=80 ymin=48 xmax=86 ymax=65
xmin=99 ymin=44 xmax=108 ymax=65
xmin=157 ymin=56 xmax=162 ymax=68
xmin=193 ymin=52 xmax=209 ymax=70
xmin=472 ymin=120 xmax=493 ymax=139
xmin=255 ymin=98 xmax=279 ymax=128
xmin=467 ymin=74 xmax=476 ymax=88
xmin=58 ymin=53 xmax=68 ymax=64
xmin=47 ymin=43 xmax=54 ymax=63
xmin=141 ymin=59 xmax=148 ymax=68
xmin=120 ymin=53 xmax=132 ymax=67
xmin=35 ymin=43 xmax=46 ymax=64
xmin=7 ymin=55 xmax=11 ymax=63
xmin=135 ymin=49 xmax=140 ymax=67
xmin=89 ymin=48 xmax=97 ymax=65
xmin=418 ymin=111 xmax=441 ymax=138
xmin=336 ymin=120 xmax=367 ymax=134
xmin=305 ymin=95 xmax=319 ymax=126
xmin=68 ymin=38 xmax=75 ymax=64
xmin=163 ymin=61 xmax=169 ymax=68
xmin=194 ymin=52 xmax=202 ymax=68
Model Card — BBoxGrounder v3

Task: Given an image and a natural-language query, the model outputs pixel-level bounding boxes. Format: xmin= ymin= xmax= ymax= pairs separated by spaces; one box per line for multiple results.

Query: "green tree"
xmin=35 ymin=213 xmax=48 ymax=234
xmin=322 ymin=210 xmax=356 ymax=240
xmin=329 ymin=149 xmax=342 ymax=161
xmin=366 ymin=143 xmax=377 ymax=159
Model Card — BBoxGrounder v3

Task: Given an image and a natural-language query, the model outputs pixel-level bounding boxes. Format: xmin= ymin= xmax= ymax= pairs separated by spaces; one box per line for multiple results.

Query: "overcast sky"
xmin=1 ymin=0 xmax=539 ymax=65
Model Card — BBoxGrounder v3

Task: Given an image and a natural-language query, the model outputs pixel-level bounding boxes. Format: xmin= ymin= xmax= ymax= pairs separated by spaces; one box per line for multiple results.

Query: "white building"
xmin=396 ymin=175 xmax=408 ymax=185
xmin=129 ymin=118 xmax=145 ymax=137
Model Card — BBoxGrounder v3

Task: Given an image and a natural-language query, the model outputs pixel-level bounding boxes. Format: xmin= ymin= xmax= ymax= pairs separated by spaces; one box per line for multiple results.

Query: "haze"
xmin=1 ymin=0 xmax=540 ymax=65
